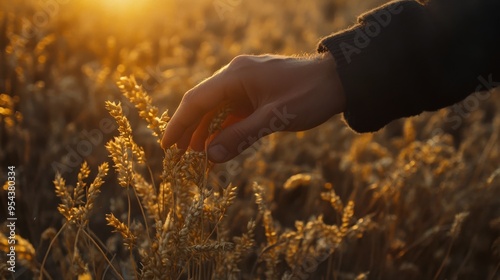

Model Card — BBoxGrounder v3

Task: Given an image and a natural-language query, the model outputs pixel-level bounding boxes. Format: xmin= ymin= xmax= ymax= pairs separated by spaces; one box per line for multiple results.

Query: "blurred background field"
xmin=1 ymin=0 xmax=500 ymax=279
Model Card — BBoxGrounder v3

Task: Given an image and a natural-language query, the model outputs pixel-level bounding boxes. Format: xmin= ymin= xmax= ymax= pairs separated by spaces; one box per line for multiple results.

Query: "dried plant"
xmin=42 ymin=76 xmax=255 ymax=280
xmin=2 ymin=1 xmax=500 ymax=279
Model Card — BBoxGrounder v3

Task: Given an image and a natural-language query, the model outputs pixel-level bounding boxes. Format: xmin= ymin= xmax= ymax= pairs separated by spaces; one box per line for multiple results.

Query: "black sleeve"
xmin=317 ymin=0 xmax=500 ymax=133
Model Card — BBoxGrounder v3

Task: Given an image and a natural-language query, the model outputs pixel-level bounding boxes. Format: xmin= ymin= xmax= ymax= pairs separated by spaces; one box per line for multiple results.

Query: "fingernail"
xmin=208 ymin=144 xmax=228 ymax=162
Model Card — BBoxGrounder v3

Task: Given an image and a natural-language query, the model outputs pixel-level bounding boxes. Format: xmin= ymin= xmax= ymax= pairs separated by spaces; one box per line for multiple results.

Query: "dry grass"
xmin=1 ymin=0 xmax=500 ymax=279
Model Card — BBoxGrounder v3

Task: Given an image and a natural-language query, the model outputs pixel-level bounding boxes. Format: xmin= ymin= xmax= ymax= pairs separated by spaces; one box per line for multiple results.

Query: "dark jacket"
xmin=318 ymin=0 xmax=500 ymax=132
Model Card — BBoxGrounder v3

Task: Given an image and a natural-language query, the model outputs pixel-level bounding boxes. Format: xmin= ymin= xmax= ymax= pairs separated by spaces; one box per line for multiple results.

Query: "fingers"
xmin=206 ymin=106 xmax=275 ymax=163
xmin=190 ymin=112 xmax=249 ymax=152
xmin=176 ymin=123 xmax=197 ymax=151
xmin=189 ymin=111 xmax=217 ymax=151
xmin=161 ymin=72 xmax=231 ymax=150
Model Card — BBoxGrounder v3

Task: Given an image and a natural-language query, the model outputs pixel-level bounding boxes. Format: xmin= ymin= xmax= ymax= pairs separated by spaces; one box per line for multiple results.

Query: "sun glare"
xmin=89 ymin=0 xmax=153 ymax=15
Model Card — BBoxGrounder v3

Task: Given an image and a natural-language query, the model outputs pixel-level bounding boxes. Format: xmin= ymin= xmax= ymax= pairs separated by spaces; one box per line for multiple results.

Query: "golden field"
xmin=0 ymin=0 xmax=499 ymax=279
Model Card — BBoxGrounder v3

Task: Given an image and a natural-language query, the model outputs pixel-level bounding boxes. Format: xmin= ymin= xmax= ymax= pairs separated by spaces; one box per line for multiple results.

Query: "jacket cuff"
xmin=318 ymin=0 xmax=434 ymax=132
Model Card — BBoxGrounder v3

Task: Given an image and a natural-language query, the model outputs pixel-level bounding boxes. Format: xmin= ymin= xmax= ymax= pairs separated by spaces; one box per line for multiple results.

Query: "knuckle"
xmin=228 ymin=55 xmax=254 ymax=70
xmin=228 ymin=126 xmax=248 ymax=143
xmin=181 ymin=89 xmax=201 ymax=108
xmin=259 ymin=103 xmax=276 ymax=120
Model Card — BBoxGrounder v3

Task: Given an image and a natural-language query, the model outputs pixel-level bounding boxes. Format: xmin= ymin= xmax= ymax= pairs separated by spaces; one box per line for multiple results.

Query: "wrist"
xmin=311 ymin=53 xmax=346 ymax=116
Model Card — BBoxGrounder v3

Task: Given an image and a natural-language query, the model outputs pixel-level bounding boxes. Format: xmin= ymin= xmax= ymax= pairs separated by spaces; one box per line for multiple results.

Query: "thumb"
xmin=207 ymin=107 xmax=275 ymax=163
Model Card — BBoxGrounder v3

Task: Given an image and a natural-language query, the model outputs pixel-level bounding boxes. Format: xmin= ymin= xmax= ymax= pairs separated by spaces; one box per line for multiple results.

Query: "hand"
xmin=161 ymin=53 xmax=346 ymax=163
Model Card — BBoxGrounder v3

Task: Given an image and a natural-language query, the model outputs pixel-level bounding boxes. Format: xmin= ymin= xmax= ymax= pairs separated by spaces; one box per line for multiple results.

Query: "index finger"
xmin=161 ymin=70 xmax=232 ymax=149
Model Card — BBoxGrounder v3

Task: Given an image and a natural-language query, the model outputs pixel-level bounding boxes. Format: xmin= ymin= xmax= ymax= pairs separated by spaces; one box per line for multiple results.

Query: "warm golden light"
xmin=4 ymin=0 xmax=499 ymax=279
xmin=89 ymin=0 xmax=152 ymax=15
xmin=75 ymin=0 xmax=158 ymax=20
xmin=92 ymin=0 xmax=149 ymax=12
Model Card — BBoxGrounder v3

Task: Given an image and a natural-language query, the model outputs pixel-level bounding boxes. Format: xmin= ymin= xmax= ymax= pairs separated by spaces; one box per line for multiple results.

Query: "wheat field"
xmin=1 ymin=0 xmax=500 ymax=279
